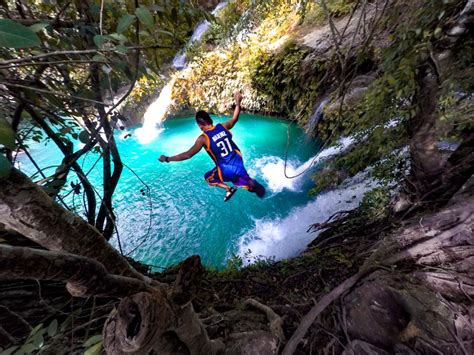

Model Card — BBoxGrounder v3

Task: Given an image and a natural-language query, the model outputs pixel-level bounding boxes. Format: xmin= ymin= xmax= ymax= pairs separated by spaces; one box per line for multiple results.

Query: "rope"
xmin=122 ymin=162 xmax=154 ymax=256
xmin=283 ymin=120 xmax=335 ymax=179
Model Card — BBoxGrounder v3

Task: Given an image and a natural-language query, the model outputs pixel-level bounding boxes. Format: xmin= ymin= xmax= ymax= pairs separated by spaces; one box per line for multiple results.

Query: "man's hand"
xmin=234 ymin=91 xmax=243 ymax=106
xmin=158 ymin=155 xmax=168 ymax=163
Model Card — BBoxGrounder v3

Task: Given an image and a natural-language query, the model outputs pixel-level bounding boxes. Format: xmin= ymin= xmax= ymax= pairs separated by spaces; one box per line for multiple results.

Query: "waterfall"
xmin=136 ymin=2 xmax=228 ymax=144
xmin=306 ymin=98 xmax=328 ymax=134
xmin=249 ymin=136 xmax=355 ymax=193
xmin=238 ymin=171 xmax=375 ymax=264
xmin=135 ymin=79 xmax=175 ymax=144
xmin=172 ymin=1 xmax=228 ymax=69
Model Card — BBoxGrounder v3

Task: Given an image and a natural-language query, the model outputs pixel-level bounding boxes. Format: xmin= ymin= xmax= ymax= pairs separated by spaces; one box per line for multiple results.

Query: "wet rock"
xmin=344 ymin=280 xmax=410 ymax=348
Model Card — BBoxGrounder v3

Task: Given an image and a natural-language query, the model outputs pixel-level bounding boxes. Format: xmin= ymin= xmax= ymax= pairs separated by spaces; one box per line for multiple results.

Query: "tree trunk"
xmin=408 ymin=63 xmax=444 ymax=197
xmin=90 ymin=64 xmax=123 ymax=240
xmin=0 ymin=169 xmax=143 ymax=280
xmin=103 ymin=256 xmax=224 ymax=355
xmin=406 ymin=0 xmax=474 ymax=203
xmin=103 ymin=292 xmax=224 ymax=355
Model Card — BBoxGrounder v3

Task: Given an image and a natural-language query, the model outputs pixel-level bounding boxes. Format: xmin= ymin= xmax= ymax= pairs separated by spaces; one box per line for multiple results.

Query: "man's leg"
xmin=214 ymin=182 xmax=230 ymax=191
xmin=248 ymin=178 xmax=266 ymax=198
xmin=234 ymin=174 xmax=266 ymax=198
xmin=205 ymin=167 xmax=231 ymax=191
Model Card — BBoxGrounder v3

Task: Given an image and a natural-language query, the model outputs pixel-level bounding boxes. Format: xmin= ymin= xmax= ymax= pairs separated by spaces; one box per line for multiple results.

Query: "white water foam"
xmin=249 ymin=136 xmax=355 ymax=193
xmin=238 ymin=173 xmax=375 ymax=263
xmin=135 ymin=80 xmax=174 ymax=144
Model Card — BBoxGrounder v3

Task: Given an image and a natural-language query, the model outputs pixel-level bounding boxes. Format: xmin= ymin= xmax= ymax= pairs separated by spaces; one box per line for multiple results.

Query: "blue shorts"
xmin=204 ymin=156 xmax=252 ymax=188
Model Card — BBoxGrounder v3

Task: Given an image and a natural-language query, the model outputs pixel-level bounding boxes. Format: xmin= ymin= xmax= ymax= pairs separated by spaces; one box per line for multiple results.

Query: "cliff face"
xmin=168 ymin=0 xmax=390 ymax=124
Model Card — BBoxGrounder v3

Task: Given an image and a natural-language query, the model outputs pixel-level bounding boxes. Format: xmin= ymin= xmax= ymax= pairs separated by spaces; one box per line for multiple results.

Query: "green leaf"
xmin=93 ymin=35 xmax=107 ymax=48
xmin=83 ymin=334 xmax=102 ymax=348
xmin=156 ymin=29 xmax=174 ymax=37
xmin=31 ymin=333 xmax=44 ymax=349
xmin=138 ymin=30 xmax=151 ymax=38
xmin=84 ymin=341 xmax=103 ymax=355
xmin=115 ymin=45 xmax=129 ymax=54
xmin=0 ymin=155 xmax=11 ymax=179
xmin=78 ymin=130 xmax=90 ymax=144
xmin=29 ymin=23 xmax=49 ymax=33
xmin=0 ymin=19 xmax=40 ymax=48
xmin=47 ymin=319 xmax=58 ymax=337
xmin=117 ymin=14 xmax=135 ymax=34
xmin=19 ymin=343 xmax=37 ymax=354
xmin=25 ymin=323 xmax=44 ymax=343
xmin=135 ymin=7 xmax=154 ymax=28
xmin=109 ymin=33 xmax=127 ymax=43
xmin=92 ymin=54 xmax=106 ymax=62
xmin=0 ymin=118 xmax=15 ymax=149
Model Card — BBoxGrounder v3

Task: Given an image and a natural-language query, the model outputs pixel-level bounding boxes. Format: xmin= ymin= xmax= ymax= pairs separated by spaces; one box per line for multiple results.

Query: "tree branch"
xmin=0 ymin=44 xmax=172 ymax=66
xmin=0 ymin=245 xmax=152 ymax=298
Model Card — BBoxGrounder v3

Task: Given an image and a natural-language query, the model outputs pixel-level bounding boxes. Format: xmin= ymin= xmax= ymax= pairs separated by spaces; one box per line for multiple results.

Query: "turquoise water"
xmin=17 ymin=114 xmax=324 ymax=268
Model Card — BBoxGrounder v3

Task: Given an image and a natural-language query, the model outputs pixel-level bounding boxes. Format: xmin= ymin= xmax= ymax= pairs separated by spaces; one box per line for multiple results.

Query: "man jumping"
xmin=159 ymin=92 xmax=266 ymax=202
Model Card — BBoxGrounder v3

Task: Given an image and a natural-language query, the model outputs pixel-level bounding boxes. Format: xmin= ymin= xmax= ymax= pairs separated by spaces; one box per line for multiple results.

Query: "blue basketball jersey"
xmin=202 ymin=124 xmax=241 ymax=165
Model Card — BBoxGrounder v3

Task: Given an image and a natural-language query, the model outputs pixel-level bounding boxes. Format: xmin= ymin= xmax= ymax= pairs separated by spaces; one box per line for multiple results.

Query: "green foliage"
xmin=206 ymin=250 xmax=276 ymax=280
xmin=250 ymin=41 xmax=312 ymax=114
xmin=0 ymin=0 xmax=209 ymax=227
xmin=201 ymin=0 xmax=247 ymax=46
xmin=83 ymin=335 xmax=103 ymax=355
xmin=0 ymin=317 xmax=103 ymax=355
xmin=358 ymin=187 xmax=391 ymax=221
xmin=0 ymin=154 xmax=11 ymax=179
xmin=116 ymin=14 xmax=136 ymax=34
xmin=0 ymin=19 xmax=40 ymax=48
xmin=83 ymin=342 xmax=103 ymax=355
xmin=336 ymin=125 xmax=407 ymax=176
xmin=245 ymin=255 xmax=276 ymax=271
xmin=4 ymin=322 xmax=47 ymax=354
xmin=299 ymin=0 xmax=357 ymax=25
xmin=205 ymin=253 xmax=243 ymax=279
xmin=309 ymin=161 xmax=346 ymax=195
xmin=311 ymin=0 xmax=468 ymax=196
xmin=46 ymin=319 xmax=58 ymax=338
xmin=0 ymin=118 xmax=15 ymax=149
xmin=172 ymin=0 xmax=317 ymax=116
xmin=225 ymin=253 xmax=244 ymax=272
xmin=136 ymin=6 xmax=155 ymax=28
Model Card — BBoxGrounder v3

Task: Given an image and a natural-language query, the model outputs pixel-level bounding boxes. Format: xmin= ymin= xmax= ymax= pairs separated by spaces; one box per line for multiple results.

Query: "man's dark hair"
xmin=195 ymin=110 xmax=213 ymax=126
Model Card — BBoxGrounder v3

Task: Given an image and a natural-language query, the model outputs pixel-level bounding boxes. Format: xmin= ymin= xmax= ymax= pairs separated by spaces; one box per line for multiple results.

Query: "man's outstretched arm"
xmin=222 ymin=92 xmax=243 ymax=130
xmin=159 ymin=136 xmax=205 ymax=163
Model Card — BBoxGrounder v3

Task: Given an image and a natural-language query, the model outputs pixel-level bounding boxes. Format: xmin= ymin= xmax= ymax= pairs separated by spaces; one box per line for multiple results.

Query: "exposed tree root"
xmin=283 ymin=189 xmax=473 ymax=354
xmin=244 ymin=298 xmax=285 ymax=343
xmin=0 ymin=245 xmax=154 ymax=298
xmin=282 ymin=267 xmax=371 ymax=355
